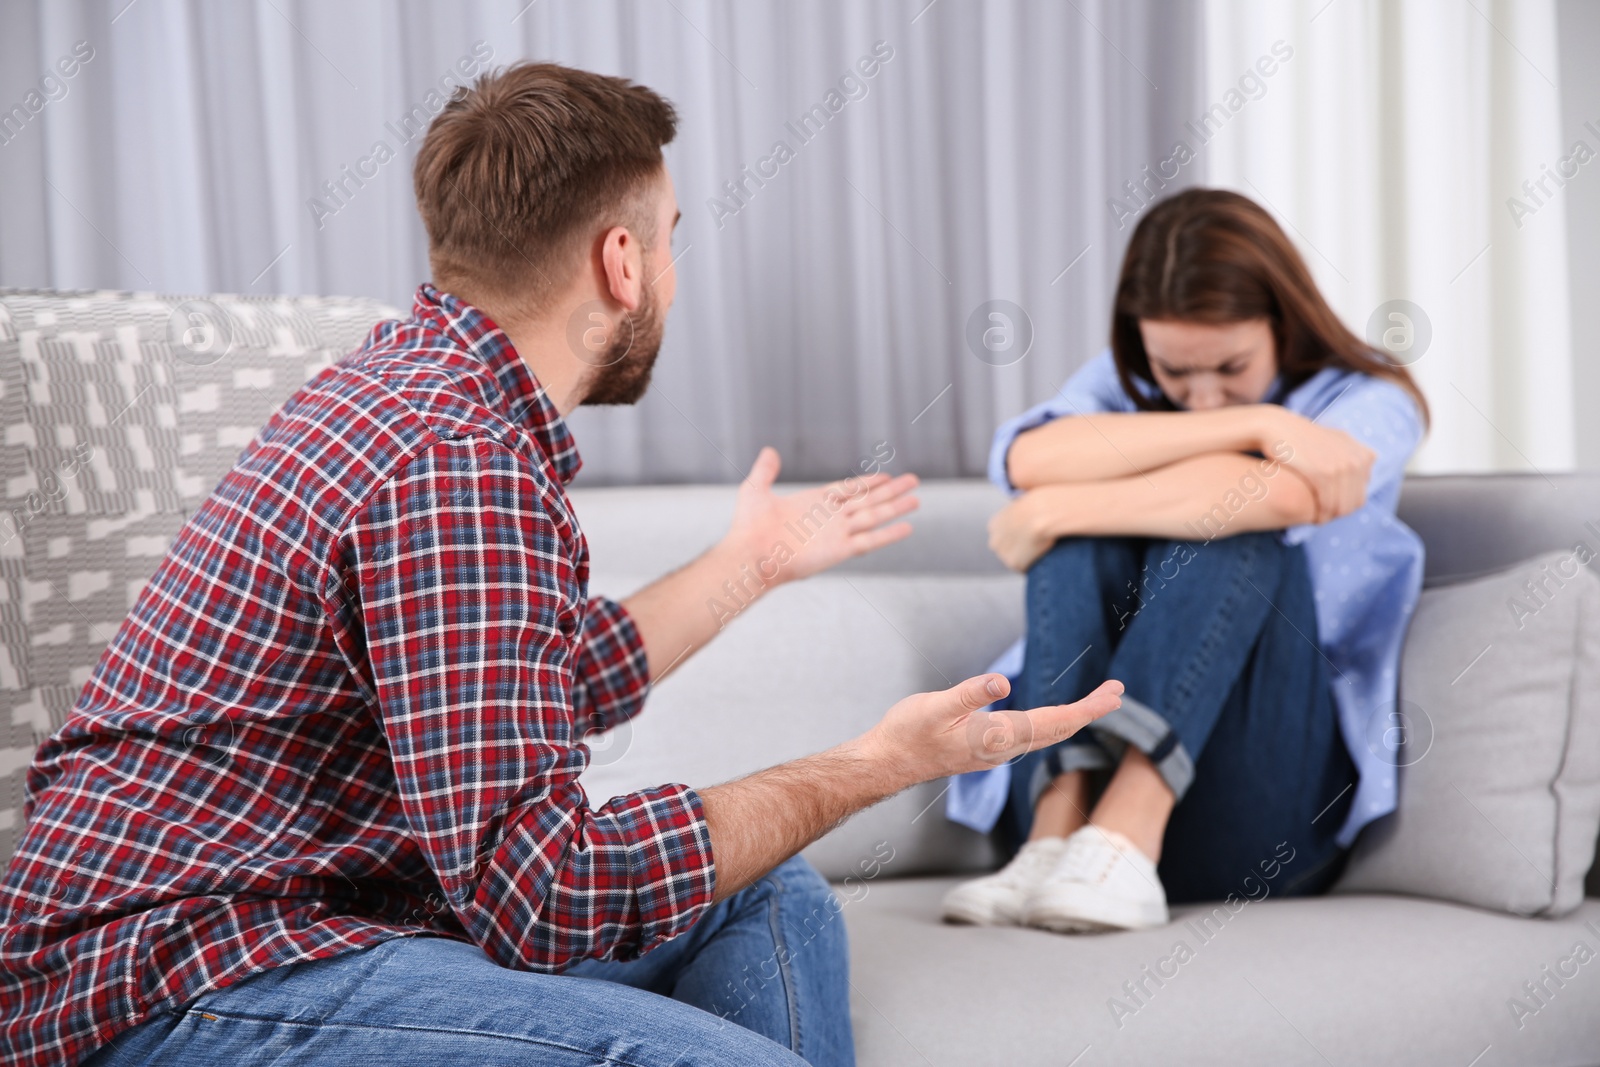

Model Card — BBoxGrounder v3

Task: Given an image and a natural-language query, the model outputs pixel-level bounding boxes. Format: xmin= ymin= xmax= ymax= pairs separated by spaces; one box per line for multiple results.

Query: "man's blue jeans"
xmin=1002 ymin=532 xmax=1358 ymax=903
xmin=82 ymin=855 xmax=853 ymax=1067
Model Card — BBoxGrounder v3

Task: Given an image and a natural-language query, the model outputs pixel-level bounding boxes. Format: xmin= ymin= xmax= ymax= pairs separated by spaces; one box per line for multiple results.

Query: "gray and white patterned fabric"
xmin=0 ymin=289 xmax=400 ymax=864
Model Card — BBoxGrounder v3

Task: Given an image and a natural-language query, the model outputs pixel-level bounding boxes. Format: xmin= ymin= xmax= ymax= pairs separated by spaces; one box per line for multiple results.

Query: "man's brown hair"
xmin=414 ymin=62 xmax=677 ymax=316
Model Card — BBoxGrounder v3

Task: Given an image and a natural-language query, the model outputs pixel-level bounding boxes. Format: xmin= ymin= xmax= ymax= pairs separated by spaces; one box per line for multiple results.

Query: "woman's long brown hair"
xmin=1110 ymin=188 xmax=1429 ymax=426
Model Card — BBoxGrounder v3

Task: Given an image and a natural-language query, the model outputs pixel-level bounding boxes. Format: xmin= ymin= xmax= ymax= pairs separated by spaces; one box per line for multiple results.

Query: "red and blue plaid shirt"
xmin=0 ymin=285 xmax=717 ymax=1067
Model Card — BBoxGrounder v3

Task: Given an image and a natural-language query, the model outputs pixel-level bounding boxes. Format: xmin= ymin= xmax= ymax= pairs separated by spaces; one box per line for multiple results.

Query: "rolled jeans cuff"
xmin=1025 ymin=737 xmax=1114 ymax=811
xmin=1027 ymin=696 xmax=1197 ymax=807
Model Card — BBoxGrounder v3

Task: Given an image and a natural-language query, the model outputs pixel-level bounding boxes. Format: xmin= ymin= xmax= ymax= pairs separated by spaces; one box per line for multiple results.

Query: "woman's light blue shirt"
xmin=946 ymin=350 xmax=1425 ymax=848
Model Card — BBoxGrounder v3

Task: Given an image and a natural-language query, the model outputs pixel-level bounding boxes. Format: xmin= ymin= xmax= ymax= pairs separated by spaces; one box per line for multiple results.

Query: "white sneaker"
xmin=940 ymin=837 xmax=1070 ymax=926
xmin=1022 ymin=825 xmax=1170 ymax=933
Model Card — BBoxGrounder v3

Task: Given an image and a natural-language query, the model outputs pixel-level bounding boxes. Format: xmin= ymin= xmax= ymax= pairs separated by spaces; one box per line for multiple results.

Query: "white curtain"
xmin=0 ymin=0 xmax=1202 ymax=485
xmin=1201 ymin=0 xmax=1575 ymax=474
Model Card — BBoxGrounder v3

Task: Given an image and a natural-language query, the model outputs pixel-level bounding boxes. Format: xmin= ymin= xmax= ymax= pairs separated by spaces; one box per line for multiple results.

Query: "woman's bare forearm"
xmin=1018 ymin=451 xmax=1317 ymax=541
xmin=1007 ymin=407 xmax=1285 ymax=490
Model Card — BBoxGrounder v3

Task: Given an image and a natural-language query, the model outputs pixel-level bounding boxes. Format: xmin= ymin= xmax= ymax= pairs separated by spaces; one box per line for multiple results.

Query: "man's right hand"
xmin=698 ymin=673 xmax=1122 ymax=902
xmin=860 ymin=673 xmax=1125 ymax=787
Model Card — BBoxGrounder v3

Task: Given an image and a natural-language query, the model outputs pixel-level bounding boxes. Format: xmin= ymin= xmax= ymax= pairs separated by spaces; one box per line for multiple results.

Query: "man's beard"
xmin=581 ymin=287 xmax=664 ymax=406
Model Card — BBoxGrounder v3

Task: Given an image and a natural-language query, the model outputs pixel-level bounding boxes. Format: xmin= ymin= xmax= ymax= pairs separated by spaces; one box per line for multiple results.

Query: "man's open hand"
xmin=860 ymin=673 xmax=1125 ymax=785
xmin=724 ymin=446 xmax=919 ymax=584
xmin=700 ymin=672 xmax=1124 ymax=902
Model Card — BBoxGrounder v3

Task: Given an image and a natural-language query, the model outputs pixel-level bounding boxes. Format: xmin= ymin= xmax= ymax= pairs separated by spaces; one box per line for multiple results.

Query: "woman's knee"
xmin=1166 ymin=528 xmax=1280 ymax=560
xmin=1149 ymin=529 xmax=1289 ymax=587
xmin=1028 ymin=534 xmax=1129 ymax=578
xmin=1025 ymin=536 xmax=1143 ymax=618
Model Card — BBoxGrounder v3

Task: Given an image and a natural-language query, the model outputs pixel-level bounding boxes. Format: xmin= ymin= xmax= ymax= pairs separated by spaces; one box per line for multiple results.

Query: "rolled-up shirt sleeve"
xmin=987 ymin=350 xmax=1142 ymax=492
xmin=332 ymin=435 xmax=715 ymax=971
xmin=1282 ymin=375 xmax=1423 ymax=547
xmin=571 ymin=595 xmax=651 ymax=736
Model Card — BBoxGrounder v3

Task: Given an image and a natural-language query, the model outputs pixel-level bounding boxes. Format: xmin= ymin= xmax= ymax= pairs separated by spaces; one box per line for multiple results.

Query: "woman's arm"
xmin=988 ymin=452 xmax=1324 ymax=572
xmin=1007 ymin=405 xmax=1376 ymax=525
xmin=1005 ymin=407 xmax=1278 ymax=489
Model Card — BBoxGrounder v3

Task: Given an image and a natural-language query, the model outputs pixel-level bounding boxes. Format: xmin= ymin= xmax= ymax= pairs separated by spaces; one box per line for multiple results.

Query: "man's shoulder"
xmin=212 ymin=316 xmax=554 ymax=574
xmin=331 ymin=317 xmax=525 ymax=443
xmin=278 ymin=316 xmax=536 ymax=463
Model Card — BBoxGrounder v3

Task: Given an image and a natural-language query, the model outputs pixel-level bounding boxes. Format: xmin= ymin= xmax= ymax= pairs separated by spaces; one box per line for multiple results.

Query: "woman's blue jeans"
xmin=81 ymin=855 xmax=851 ymax=1067
xmin=1002 ymin=532 xmax=1357 ymax=903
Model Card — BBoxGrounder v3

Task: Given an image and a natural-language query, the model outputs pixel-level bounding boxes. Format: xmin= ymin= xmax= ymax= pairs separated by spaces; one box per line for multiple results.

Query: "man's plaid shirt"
xmin=0 ymin=285 xmax=718 ymax=1067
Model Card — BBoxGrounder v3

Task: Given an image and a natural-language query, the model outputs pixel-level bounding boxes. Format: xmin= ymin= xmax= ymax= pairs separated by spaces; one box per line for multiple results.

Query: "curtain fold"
xmin=0 ymin=0 xmax=1201 ymax=485
xmin=1202 ymin=0 xmax=1575 ymax=474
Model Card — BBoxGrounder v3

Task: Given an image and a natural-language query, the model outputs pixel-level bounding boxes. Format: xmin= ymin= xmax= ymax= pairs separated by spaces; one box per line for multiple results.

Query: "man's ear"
xmin=599 ymin=225 xmax=645 ymax=312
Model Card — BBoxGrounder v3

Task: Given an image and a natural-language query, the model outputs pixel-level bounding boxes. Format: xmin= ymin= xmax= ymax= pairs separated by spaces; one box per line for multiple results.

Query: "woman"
xmin=941 ymin=188 xmax=1427 ymax=932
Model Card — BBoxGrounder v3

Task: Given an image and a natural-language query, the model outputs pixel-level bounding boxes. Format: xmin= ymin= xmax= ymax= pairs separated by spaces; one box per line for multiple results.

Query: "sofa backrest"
xmin=1 ymin=288 xmax=1596 ymax=892
xmin=567 ymin=473 xmax=1600 ymax=585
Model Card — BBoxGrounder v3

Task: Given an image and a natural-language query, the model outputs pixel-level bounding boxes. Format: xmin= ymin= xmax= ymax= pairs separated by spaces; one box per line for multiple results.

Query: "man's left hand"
xmin=724 ymin=447 xmax=919 ymax=584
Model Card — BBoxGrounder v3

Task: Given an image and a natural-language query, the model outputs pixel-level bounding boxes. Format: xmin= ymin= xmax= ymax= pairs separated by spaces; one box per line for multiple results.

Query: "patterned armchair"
xmin=0 ymin=289 xmax=398 ymax=862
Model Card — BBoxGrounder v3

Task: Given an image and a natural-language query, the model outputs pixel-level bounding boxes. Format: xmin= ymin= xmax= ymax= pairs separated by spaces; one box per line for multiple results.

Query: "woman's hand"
xmin=987 ymin=488 xmax=1067 ymax=572
xmin=1255 ymin=407 xmax=1376 ymax=523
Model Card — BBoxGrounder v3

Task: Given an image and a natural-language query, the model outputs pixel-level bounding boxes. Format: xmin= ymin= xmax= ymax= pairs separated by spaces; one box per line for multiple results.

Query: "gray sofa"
xmin=2 ymin=289 xmax=1598 ymax=1066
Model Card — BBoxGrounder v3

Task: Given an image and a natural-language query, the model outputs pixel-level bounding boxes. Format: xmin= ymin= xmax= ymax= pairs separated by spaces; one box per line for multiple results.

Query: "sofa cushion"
xmin=839 ymin=876 xmax=1600 ymax=1066
xmin=1334 ymin=550 xmax=1600 ymax=916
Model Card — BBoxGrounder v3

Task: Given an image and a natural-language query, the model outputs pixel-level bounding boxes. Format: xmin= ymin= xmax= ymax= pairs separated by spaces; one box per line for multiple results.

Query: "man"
xmin=0 ymin=63 xmax=1120 ymax=1067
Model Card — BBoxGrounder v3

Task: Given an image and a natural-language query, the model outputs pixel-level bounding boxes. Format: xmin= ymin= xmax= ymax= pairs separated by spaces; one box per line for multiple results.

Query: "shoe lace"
xmin=1061 ymin=832 xmax=1123 ymax=885
xmin=1002 ymin=841 xmax=1062 ymax=885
